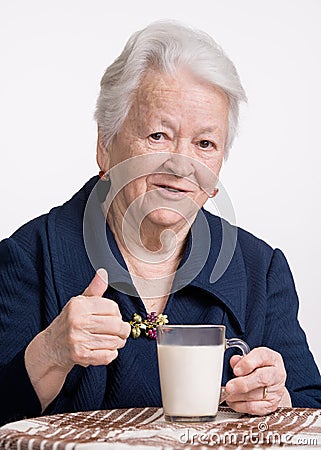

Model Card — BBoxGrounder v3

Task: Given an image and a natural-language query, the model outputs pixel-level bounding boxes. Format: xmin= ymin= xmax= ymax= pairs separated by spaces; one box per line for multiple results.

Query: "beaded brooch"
xmin=130 ymin=312 xmax=169 ymax=339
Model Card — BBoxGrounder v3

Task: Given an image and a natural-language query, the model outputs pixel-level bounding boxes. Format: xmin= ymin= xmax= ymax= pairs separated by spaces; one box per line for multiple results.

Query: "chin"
xmin=146 ymin=209 xmax=191 ymax=228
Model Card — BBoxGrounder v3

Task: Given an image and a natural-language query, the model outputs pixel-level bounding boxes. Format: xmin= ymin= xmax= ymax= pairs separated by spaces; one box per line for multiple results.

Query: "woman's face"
xmin=97 ymin=68 xmax=229 ymax=230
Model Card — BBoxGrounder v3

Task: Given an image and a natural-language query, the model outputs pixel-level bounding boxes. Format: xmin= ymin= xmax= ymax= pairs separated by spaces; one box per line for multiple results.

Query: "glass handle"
xmin=225 ymin=337 xmax=250 ymax=355
xmin=219 ymin=337 xmax=250 ymax=404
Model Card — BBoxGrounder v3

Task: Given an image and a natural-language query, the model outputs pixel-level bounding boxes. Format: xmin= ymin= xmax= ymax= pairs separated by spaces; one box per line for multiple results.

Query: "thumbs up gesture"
xmin=46 ymin=268 xmax=131 ymax=370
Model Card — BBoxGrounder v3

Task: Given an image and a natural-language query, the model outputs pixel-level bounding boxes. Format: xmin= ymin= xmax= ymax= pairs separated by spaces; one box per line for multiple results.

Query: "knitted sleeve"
xmin=264 ymin=248 xmax=321 ymax=407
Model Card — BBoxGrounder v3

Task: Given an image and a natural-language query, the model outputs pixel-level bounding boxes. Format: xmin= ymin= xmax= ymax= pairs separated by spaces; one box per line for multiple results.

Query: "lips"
xmin=156 ymin=184 xmax=189 ymax=193
xmin=148 ymin=174 xmax=196 ymax=197
xmin=164 ymin=187 xmax=181 ymax=192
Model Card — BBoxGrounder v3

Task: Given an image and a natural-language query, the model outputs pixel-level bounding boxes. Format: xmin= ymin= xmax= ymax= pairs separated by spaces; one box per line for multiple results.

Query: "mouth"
xmin=160 ymin=186 xmax=185 ymax=193
xmin=155 ymin=184 xmax=190 ymax=194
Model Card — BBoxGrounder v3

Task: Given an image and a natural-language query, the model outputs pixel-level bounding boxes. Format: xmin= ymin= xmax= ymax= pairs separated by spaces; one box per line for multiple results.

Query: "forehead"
xmin=130 ymin=68 xmax=229 ymax=121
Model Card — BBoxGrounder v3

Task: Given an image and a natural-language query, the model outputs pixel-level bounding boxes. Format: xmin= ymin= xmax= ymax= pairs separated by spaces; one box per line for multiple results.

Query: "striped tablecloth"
xmin=0 ymin=406 xmax=320 ymax=449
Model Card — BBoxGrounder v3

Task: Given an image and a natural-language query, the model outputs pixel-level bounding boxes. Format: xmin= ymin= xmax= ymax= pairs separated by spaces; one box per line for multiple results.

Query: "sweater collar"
xmin=172 ymin=209 xmax=247 ymax=333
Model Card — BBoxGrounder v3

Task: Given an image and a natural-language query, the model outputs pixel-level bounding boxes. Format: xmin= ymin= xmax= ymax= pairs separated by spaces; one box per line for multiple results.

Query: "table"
xmin=0 ymin=406 xmax=320 ymax=449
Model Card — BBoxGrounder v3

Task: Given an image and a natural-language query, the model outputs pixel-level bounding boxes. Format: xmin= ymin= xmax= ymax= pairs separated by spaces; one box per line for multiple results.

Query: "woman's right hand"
xmin=25 ymin=268 xmax=131 ymax=410
xmin=45 ymin=268 xmax=131 ymax=371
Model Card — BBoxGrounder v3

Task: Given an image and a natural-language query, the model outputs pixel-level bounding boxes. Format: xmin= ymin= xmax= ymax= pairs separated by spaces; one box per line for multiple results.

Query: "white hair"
xmin=95 ymin=20 xmax=247 ymax=157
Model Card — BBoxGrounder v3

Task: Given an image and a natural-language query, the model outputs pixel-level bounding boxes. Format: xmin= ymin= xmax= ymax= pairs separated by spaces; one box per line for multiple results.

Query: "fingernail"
xmin=97 ymin=268 xmax=108 ymax=283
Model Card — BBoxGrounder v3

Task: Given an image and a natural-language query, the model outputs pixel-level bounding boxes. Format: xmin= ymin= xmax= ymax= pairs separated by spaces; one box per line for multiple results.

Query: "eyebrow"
xmin=196 ymin=127 xmax=221 ymax=135
xmin=160 ymin=119 xmax=174 ymax=128
xmin=160 ymin=120 xmax=222 ymax=135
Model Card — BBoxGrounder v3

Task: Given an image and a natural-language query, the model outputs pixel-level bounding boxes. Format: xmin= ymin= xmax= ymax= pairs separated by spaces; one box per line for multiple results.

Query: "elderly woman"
xmin=0 ymin=21 xmax=320 ymax=425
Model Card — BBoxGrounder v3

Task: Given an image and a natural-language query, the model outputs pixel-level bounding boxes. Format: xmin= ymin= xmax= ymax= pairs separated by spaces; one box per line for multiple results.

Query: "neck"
xmin=105 ymin=198 xmax=191 ymax=268
xmin=102 ymin=193 xmax=195 ymax=307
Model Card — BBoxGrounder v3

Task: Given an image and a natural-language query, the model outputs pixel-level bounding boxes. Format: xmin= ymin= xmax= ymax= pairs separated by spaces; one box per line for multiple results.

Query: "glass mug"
xmin=156 ymin=325 xmax=250 ymax=422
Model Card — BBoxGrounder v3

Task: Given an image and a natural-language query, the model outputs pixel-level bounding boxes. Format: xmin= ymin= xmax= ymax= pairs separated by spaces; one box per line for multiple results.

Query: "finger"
xmin=84 ymin=316 xmax=131 ymax=338
xmin=230 ymin=355 xmax=242 ymax=370
xmin=232 ymin=347 xmax=282 ymax=377
xmin=69 ymin=296 xmax=122 ymax=318
xmin=77 ymin=349 xmax=119 ymax=367
xmin=83 ymin=268 xmax=108 ymax=297
xmin=226 ymin=399 xmax=278 ymax=416
xmin=226 ymin=366 xmax=286 ymax=395
xmin=88 ymin=349 xmax=119 ymax=366
xmin=226 ymin=383 xmax=284 ymax=403
xmin=77 ymin=334 xmax=127 ymax=351
xmin=226 ymin=386 xmax=265 ymax=402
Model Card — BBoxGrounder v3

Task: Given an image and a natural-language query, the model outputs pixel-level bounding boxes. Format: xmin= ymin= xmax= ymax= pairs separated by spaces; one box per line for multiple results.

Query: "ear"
xmin=96 ymin=128 xmax=111 ymax=173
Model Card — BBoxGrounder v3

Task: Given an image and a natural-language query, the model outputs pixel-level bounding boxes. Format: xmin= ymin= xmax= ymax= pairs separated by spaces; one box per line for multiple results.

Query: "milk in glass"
xmin=157 ymin=344 xmax=224 ymax=417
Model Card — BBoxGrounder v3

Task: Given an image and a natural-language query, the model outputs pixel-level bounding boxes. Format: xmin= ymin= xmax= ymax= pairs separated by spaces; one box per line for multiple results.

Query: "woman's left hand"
xmin=225 ymin=347 xmax=292 ymax=415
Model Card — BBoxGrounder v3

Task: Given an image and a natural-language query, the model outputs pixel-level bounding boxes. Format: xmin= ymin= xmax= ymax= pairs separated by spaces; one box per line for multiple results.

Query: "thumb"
xmin=82 ymin=268 xmax=108 ymax=297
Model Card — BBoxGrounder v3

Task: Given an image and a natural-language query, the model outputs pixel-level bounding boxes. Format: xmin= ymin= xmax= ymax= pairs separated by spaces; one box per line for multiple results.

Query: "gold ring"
xmin=263 ymin=386 xmax=268 ymax=400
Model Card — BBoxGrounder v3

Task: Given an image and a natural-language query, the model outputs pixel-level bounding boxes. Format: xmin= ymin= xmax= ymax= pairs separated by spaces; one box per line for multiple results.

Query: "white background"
xmin=0 ymin=1 xmax=320 ymax=370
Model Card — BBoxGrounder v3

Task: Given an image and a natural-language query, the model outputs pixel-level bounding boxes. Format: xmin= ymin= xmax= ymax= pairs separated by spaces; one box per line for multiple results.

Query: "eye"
xmin=149 ymin=132 xmax=166 ymax=141
xmin=198 ymin=140 xmax=216 ymax=150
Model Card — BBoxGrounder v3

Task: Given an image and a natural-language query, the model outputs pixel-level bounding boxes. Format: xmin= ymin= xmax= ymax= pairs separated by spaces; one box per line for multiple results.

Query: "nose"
xmin=162 ymin=140 xmax=195 ymax=178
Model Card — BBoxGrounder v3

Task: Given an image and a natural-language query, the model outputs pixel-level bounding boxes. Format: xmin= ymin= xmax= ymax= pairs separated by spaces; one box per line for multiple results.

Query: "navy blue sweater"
xmin=0 ymin=176 xmax=320 ymax=425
